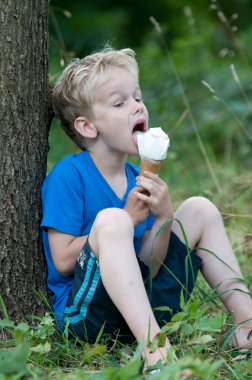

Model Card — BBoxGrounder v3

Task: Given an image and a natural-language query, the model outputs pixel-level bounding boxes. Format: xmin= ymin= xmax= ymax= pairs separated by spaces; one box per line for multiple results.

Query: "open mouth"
xmin=132 ymin=121 xmax=146 ymax=146
xmin=132 ymin=122 xmax=146 ymax=134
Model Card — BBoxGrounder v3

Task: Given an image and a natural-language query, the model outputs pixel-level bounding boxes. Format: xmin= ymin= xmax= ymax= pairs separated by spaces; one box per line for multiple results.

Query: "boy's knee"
xmin=187 ymin=196 xmax=221 ymax=223
xmin=93 ymin=208 xmax=134 ymax=238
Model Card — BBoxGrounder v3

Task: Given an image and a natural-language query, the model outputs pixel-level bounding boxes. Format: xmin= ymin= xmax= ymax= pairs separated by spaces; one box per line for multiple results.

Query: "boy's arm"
xmin=135 ymin=171 xmax=174 ymax=277
xmin=48 ymin=228 xmax=88 ymax=276
xmin=139 ymin=217 xmax=172 ymax=277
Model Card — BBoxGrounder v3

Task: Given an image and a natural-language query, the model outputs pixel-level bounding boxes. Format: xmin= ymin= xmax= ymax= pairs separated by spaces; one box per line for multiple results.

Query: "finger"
xmin=137 ymin=171 xmax=163 ymax=184
xmin=136 ymin=178 xmax=160 ymax=196
xmin=131 ymin=186 xmax=141 ymax=192
xmin=131 ymin=189 xmax=150 ymax=207
xmin=134 ymin=186 xmax=146 ymax=194
xmin=134 ymin=190 xmax=152 ymax=203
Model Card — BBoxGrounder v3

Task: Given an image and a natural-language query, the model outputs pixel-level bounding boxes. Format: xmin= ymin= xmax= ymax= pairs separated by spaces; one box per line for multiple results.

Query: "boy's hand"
xmin=124 ymin=187 xmax=150 ymax=227
xmin=135 ymin=171 xmax=174 ymax=221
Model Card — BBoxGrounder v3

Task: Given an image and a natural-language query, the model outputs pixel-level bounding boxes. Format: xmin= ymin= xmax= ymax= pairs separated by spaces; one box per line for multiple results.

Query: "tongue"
xmin=132 ymin=130 xmax=144 ymax=146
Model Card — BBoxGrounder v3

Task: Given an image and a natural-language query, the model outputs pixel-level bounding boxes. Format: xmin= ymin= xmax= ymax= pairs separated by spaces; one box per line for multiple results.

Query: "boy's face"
xmin=91 ymin=67 xmax=149 ymax=156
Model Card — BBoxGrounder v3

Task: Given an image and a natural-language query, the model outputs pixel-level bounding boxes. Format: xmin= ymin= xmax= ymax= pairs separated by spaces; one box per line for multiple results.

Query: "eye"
xmin=135 ymin=98 xmax=143 ymax=103
xmin=114 ymin=102 xmax=124 ymax=108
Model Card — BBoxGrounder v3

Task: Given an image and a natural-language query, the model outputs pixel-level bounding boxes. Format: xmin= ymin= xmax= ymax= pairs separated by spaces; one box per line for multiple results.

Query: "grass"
xmin=0 ymin=264 xmax=252 ymax=379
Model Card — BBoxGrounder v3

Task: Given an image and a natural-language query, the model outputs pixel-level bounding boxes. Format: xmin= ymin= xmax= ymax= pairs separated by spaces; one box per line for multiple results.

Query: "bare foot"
xmin=143 ymin=340 xmax=178 ymax=373
xmin=143 ymin=346 xmax=168 ymax=368
xmin=231 ymin=322 xmax=252 ymax=349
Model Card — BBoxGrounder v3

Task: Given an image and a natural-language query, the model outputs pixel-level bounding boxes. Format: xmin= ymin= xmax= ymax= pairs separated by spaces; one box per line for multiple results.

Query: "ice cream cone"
xmin=139 ymin=158 xmax=164 ymax=176
xmin=137 ymin=128 xmax=169 ymax=195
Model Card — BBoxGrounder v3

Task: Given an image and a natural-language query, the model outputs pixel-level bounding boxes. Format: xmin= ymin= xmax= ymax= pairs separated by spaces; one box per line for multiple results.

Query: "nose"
xmin=132 ymin=97 xmax=144 ymax=114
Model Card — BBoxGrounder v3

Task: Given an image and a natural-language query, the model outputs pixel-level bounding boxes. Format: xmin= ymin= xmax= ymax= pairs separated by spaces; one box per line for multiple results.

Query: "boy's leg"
xmin=89 ymin=208 xmax=170 ymax=366
xmin=172 ymin=196 xmax=252 ymax=349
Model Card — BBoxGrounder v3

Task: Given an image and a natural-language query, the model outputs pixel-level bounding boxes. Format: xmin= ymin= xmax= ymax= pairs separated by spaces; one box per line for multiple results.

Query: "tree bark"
xmin=0 ymin=0 xmax=51 ymax=321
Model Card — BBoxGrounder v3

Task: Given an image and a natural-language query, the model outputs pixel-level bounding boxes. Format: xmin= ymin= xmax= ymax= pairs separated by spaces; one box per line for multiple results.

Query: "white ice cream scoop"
xmin=137 ymin=127 xmax=170 ymax=161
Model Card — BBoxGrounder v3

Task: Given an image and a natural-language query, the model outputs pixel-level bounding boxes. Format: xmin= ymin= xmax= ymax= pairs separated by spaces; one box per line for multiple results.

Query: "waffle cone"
xmin=139 ymin=158 xmax=164 ymax=176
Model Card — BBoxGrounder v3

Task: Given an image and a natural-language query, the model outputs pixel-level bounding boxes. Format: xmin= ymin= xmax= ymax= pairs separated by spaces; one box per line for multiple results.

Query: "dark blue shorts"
xmin=63 ymin=232 xmax=202 ymax=343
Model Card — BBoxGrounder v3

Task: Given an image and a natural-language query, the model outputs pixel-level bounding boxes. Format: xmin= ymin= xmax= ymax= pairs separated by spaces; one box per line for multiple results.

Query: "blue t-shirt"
xmin=41 ymin=150 xmax=155 ymax=325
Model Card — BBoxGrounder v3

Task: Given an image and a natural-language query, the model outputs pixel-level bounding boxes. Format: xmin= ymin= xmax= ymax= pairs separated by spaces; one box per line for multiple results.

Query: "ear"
xmin=74 ymin=116 xmax=97 ymax=139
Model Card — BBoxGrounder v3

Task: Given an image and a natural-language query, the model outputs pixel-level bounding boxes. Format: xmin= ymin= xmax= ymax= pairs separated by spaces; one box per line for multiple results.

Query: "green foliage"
xmin=1 ymin=298 xmax=250 ymax=379
xmin=0 ymin=343 xmax=30 ymax=376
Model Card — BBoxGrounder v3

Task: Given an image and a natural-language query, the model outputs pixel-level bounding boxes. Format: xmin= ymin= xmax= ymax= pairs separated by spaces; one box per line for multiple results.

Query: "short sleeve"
xmin=41 ymin=161 xmax=85 ymax=236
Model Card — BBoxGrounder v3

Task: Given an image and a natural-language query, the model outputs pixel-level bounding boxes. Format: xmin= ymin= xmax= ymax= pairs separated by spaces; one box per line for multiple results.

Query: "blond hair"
xmin=52 ymin=47 xmax=139 ymax=149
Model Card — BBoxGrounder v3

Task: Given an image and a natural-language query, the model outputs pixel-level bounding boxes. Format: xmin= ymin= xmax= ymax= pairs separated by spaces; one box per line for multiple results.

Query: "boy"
xmin=41 ymin=47 xmax=252 ymax=368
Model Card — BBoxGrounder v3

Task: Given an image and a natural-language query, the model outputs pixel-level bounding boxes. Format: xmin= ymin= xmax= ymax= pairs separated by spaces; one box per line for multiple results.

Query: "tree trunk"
xmin=0 ymin=0 xmax=51 ymax=322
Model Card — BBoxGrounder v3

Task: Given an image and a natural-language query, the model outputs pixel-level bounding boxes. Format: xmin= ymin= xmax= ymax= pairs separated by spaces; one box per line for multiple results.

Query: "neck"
xmin=89 ymin=149 xmax=128 ymax=177
xmin=88 ymin=149 xmax=129 ymax=199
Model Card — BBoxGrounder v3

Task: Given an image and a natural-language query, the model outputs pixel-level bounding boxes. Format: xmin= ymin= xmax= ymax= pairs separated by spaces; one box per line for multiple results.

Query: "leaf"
xmin=16 ymin=322 xmax=30 ymax=333
xmin=30 ymin=342 xmax=51 ymax=354
xmin=15 ymin=322 xmax=30 ymax=344
xmin=165 ymin=321 xmax=183 ymax=333
xmin=183 ymin=322 xmax=194 ymax=336
xmin=0 ymin=295 xmax=10 ymax=320
xmin=187 ymin=299 xmax=201 ymax=315
xmin=192 ymin=344 xmax=206 ymax=353
xmin=157 ymin=332 xmax=167 ymax=348
xmin=40 ymin=312 xmax=55 ymax=326
xmin=188 ymin=334 xmax=215 ymax=345
xmin=0 ymin=318 xmax=14 ymax=329
xmin=95 ymin=320 xmax=106 ymax=344
xmin=180 ymin=290 xmax=186 ymax=311
xmin=0 ymin=343 xmax=30 ymax=375
xmin=148 ymin=331 xmax=167 ymax=353
xmin=171 ymin=312 xmax=184 ymax=322
xmin=154 ymin=305 xmax=173 ymax=313
xmin=196 ymin=314 xmax=223 ymax=332
xmin=149 ymin=337 xmax=158 ymax=353
xmin=82 ymin=344 xmax=107 ymax=361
